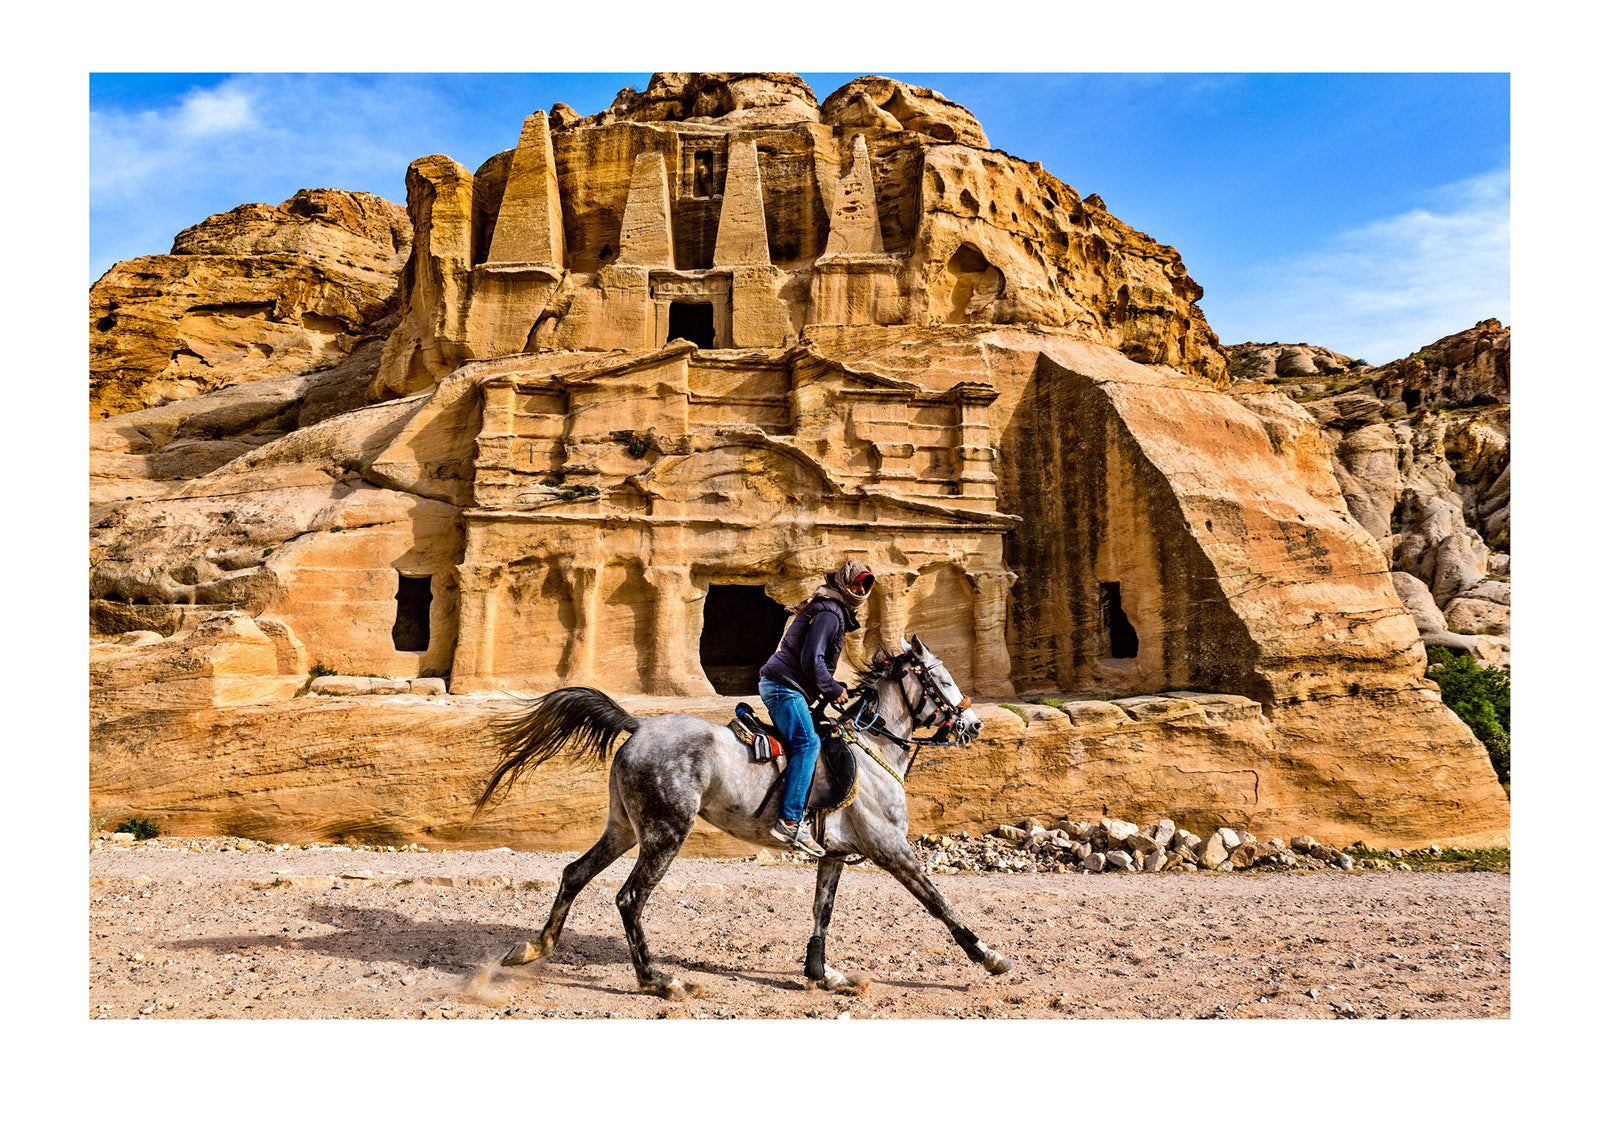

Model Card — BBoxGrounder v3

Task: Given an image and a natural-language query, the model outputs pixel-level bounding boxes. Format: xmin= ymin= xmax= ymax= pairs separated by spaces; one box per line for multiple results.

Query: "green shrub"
xmin=114 ymin=816 xmax=162 ymax=840
xmin=1427 ymin=647 xmax=1510 ymax=785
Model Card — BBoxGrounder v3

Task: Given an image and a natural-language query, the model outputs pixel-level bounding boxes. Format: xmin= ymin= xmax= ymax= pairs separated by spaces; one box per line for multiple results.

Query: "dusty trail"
xmin=90 ymin=841 xmax=1509 ymax=1020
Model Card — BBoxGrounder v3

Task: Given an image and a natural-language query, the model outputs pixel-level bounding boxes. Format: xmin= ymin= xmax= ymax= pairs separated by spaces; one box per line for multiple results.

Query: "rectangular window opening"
xmin=393 ymin=574 xmax=432 ymax=652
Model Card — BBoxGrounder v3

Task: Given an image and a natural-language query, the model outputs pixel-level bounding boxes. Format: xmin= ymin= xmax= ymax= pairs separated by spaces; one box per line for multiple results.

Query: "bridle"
xmin=896 ymin=653 xmax=972 ymax=738
xmin=838 ymin=649 xmax=977 ymax=781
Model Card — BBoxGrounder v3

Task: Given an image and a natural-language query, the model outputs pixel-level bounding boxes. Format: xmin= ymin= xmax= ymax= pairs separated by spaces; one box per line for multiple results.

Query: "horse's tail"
xmin=472 ymin=687 xmax=641 ymax=821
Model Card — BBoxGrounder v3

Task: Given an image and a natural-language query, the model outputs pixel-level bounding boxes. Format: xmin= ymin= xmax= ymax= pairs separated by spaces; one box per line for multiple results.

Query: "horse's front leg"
xmin=805 ymin=857 xmax=863 ymax=992
xmin=870 ymin=842 xmax=1012 ymax=976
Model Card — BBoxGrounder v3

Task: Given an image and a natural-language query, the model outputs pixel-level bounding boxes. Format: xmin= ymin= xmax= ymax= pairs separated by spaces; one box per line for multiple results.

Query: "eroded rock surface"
xmin=1226 ymin=320 xmax=1510 ymax=666
xmin=91 ymin=189 xmax=411 ymax=419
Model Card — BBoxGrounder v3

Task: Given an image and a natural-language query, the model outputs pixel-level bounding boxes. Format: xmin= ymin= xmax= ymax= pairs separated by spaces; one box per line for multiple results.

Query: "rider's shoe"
xmin=772 ymin=817 xmax=826 ymax=858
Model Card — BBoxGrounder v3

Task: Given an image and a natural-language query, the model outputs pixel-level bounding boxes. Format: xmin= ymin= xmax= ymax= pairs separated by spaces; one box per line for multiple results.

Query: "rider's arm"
xmin=803 ymin=608 xmax=846 ymax=703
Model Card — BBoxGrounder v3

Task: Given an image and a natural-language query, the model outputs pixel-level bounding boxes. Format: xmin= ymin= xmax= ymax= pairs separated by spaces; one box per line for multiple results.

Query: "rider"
xmin=758 ymin=559 xmax=875 ymax=858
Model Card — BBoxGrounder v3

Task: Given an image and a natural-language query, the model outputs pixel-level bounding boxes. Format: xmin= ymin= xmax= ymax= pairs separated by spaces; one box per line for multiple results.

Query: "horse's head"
xmin=896 ymin=634 xmax=983 ymax=744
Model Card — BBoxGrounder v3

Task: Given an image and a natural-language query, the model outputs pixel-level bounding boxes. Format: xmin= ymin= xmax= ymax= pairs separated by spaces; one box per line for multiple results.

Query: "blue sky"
xmin=89 ymin=72 xmax=1508 ymax=364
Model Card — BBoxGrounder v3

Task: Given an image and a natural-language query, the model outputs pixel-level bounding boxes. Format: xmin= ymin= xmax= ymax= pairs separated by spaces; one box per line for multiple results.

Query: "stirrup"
xmin=773 ymin=818 xmax=826 ymax=858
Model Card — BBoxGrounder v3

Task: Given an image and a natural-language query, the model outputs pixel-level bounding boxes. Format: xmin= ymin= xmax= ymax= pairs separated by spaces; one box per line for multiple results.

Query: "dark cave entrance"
xmin=699 ymin=584 xmax=790 ymax=695
xmin=1100 ymin=581 xmax=1139 ymax=659
xmin=668 ymin=302 xmax=716 ymax=348
xmin=393 ymin=574 xmax=432 ymax=652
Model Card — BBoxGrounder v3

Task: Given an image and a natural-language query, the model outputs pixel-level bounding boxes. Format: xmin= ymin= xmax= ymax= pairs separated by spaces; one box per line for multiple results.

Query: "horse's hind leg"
xmin=805 ymin=857 xmax=859 ymax=992
xmin=871 ymin=843 xmax=1012 ymax=976
xmin=501 ymin=814 xmax=637 ymax=967
xmin=615 ymin=812 xmax=696 ymax=1000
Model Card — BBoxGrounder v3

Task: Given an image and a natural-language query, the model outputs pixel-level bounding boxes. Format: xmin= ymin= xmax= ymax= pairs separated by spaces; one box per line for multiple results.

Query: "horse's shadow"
xmin=162 ymin=903 xmax=809 ymax=992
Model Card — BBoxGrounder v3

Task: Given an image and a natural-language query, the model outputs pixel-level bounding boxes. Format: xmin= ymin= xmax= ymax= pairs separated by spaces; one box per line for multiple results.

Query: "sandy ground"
xmin=89 ymin=840 xmax=1510 ymax=1020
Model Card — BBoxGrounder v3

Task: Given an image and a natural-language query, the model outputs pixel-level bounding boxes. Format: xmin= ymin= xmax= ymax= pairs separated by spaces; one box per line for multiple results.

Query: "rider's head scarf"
xmin=813 ymin=559 xmax=875 ymax=612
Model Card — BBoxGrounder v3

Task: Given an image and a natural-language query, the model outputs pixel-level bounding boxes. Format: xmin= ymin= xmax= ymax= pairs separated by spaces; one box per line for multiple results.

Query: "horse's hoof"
xmin=809 ymin=966 xmax=869 ymax=994
xmin=982 ymin=950 xmax=1013 ymax=976
xmin=645 ymin=977 xmax=687 ymax=1001
xmin=500 ymin=940 xmax=542 ymax=967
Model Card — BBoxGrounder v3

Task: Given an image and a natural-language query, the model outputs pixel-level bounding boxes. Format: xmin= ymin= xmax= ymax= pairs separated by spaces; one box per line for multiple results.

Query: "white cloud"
xmin=1213 ymin=168 xmax=1510 ymax=362
xmin=90 ymin=74 xmax=453 ymax=279
xmin=176 ymin=88 xmax=256 ymax=136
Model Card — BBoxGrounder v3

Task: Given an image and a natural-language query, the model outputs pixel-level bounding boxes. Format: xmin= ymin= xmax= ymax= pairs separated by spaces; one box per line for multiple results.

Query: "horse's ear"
xmin=911 ymin=633 xmax=926 ymax=655
xmin=899 ymin=636 xmax=912 ymax=655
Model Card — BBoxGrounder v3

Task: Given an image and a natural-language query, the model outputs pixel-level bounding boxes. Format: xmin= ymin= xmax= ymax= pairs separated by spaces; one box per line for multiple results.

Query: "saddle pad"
xmin=729 ymin=706 xmax=785 ymax=763
xmin=805 ymin=735 xmax=859 ymax=817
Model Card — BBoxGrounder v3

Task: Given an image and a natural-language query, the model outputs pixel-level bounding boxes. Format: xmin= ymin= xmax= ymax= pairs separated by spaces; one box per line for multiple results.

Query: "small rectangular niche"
xmin=1099 ymin=581 xmax=1138 ymax=659
xmin=393 ymin=574 xmax=432 ymax=652
xmin=683 ymin=146 xmax=723 ymax=199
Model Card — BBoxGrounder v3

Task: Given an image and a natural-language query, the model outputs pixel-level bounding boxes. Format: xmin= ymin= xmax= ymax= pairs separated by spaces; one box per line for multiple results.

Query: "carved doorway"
xmin=699 ymin=584 xmax=789 ymax=695
xmin=668 ymin=302 xmax=716 ymax=348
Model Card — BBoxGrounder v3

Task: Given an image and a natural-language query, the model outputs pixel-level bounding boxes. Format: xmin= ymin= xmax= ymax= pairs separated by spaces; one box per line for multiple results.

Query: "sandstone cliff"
xmin=90 ymin=189 xmax=411 ymax=419
xmin=88 ymin=74 xmax=1507 ymax=851
xmin=376 ymin=71 xmax=1225 ymax=398
xmin=1225 ymin=320 xmax=1510 ymax=665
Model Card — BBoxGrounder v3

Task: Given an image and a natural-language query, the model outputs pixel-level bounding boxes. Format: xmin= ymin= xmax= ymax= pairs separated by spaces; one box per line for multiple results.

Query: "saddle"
xmin=728 ymin=703 xmax=860 ymax=818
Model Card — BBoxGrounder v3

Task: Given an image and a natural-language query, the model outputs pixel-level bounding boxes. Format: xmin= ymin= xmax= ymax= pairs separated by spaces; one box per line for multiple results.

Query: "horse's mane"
xmin=851 ymin=649 xmax=909 ymax=697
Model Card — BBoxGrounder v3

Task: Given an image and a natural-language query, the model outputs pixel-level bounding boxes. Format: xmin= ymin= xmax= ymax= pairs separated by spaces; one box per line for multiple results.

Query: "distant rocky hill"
xmin=1225 ymin=319 xmax=1510 ymax=666
xmin=90 ymin=189 xmax=412 ymax=420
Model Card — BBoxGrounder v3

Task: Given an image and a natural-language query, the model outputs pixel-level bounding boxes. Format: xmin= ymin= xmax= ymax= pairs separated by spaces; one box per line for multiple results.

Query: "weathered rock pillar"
xmin=869 ymin=571 xmax=914 ymax=659
xmin=969 ymin=569 xmax=1017 ymax=696
xmin=644 ymin=566 xmax=710 ymax=695
xmin=715 ymin=137 xmax=789 ymax=347
xmin=451 ymin=564 xmax=501 ymax=689
xmin=565 ymin=564 xmax=604 ymax=684
xmin=713 ymin=138 xmax=770 ymax=267
xmin=823 ymin=134 xmax=884 ymax=256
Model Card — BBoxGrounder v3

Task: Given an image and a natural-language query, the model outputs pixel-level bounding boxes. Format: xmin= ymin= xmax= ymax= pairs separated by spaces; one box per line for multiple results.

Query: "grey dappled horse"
xmin=473 ymin=634 xmax=1013 ymax=999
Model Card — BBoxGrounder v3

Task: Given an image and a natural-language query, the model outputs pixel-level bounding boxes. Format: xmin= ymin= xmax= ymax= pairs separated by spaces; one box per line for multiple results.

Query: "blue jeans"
xmin=759 ymin=677 xmax=820 ymax=824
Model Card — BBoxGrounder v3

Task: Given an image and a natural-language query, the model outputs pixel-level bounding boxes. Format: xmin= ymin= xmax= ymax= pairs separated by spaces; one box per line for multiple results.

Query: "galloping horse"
xmin=473 ymin=634 xmax=1013 ymax=999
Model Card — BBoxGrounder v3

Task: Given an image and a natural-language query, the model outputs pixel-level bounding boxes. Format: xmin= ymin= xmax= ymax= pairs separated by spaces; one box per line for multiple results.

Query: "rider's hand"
xmin=833 ymin=691 xmax=849 ymax=706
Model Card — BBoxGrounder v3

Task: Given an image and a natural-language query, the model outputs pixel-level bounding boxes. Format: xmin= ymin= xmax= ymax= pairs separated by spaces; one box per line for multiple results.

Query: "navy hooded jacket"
xmin=758 ymin=597 xmax=859 ymax=704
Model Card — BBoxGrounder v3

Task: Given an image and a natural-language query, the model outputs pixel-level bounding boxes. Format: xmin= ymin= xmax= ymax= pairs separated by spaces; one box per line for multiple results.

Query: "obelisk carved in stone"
xmin=713 ymin=138 xmax=771 ymax=267
xmin=617 ymin=151 xmax=675 ymax=267
xmin=823 ymin=134 xmax=884 ymax=257
xmin=485 ymin=112 xmax=565 ymax=272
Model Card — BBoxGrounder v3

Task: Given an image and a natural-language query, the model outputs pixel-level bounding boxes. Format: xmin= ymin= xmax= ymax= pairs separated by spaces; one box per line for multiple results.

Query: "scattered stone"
xmin=1100 ymin=818 xmax=1139 ymax=846
xmin=1104 ymin=850 xmax=1134 ymax=872
xmin=1199 ymin=834 xmax=1230 ymax=870
xmin=905 ymin=813 xmax=1475 ymax=879
xmin=1229 ymin=843 xmax=1265 ymax=868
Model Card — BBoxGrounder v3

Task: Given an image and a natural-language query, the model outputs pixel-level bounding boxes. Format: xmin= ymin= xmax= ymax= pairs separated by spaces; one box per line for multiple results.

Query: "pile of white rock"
xmin=913 ymin=816 xmax=1357 ymax=875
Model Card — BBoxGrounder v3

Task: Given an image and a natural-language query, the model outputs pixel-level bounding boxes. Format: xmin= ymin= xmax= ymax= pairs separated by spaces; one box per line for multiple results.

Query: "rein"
xmin=838 ymin=651 xmax=971 ymax=785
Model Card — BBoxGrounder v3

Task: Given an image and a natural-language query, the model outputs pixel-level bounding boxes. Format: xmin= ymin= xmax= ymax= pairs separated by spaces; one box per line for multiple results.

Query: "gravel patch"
xmin=90 ymin=837 xmax=1510 ymax=1020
